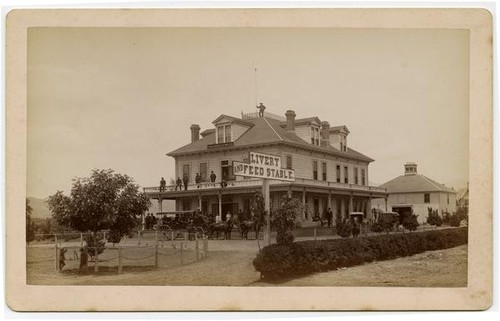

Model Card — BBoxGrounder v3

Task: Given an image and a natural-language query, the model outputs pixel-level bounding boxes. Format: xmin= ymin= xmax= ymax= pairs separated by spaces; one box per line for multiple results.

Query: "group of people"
xmin=159 ymin=170 xmax=227 ymax=192
xmin=144 ymin=213 xmax=158 ymax=230
xmin=58 ymin=246 xmax=90 ymax=274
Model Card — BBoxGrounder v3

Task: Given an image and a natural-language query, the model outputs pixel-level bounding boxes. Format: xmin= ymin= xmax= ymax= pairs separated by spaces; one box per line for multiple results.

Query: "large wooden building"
xmin=371 ymin=162 xmax=457 ymax=223
xmin=144 ymin=110 xmax=387 ymax=223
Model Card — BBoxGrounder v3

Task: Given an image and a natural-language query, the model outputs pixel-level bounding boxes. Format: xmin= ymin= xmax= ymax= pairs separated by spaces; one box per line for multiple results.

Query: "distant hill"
xmin=27 ymin=197 xmax=52 ymax=219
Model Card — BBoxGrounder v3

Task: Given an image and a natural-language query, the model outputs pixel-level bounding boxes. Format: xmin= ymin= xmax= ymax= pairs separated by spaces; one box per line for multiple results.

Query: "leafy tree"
xmin=47 ymin=169 xmax=151 ymax=246
xmin=26 ymin=199 xmax=35 ymax=244
xmin=273 ymin=196 xmax=303 ymax=245
xmin=448 ymin=213 xmax=462 ymax=227
xmin=250 ymin=192 xmax=266 ymax=250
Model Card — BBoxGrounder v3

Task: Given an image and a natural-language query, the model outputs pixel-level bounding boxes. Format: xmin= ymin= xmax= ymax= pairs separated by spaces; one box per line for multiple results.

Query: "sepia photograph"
xmin=5 ymin=8 xmax=493 ymax=311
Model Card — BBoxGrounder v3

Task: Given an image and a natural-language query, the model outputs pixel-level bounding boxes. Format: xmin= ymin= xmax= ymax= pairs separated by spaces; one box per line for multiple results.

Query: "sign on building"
xmin=233 ymin=151 xmax=295 ymax=182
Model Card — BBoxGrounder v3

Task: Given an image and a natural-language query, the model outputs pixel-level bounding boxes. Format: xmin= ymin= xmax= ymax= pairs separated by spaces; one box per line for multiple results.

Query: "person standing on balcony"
xmin=210 ymin=171 xmax=216 ymax=183
xmin=257 ymin=103 xmax=266 ymax=118
xmin=160 ymin=177 xmax=166 ymax=192
xmin=176 ymin=177 xmax=182 ymax=191
xmin=183 ymin=175 xmax=189 ymax=191
xmin=195 ymin=173 xmax=201 ymax=188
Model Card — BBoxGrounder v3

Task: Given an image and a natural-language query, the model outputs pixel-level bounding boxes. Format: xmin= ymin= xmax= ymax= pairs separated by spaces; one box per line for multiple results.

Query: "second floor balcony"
xmin=144 ymin=177 xmax=387 ymax=198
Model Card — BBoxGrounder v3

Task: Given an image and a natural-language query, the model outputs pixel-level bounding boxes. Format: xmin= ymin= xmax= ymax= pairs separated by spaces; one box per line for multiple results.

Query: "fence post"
xmin=118 ymin=247 xmax=122 ymax=275
xmin=94 ymin=250 xmax=99 ymax=273
xmin=155 ymin=245 xmax=159 ymax=269
xmin=314 ymin=228 xmax=317 ymax=241
xmin=55 ymin=243 xmax=59 ymax=271
xmin=80 ymin=233 xmax=84 ymax=247
xmin=204 ymin=237 xmax=208 ymax=258
xmin=103 ymin=231 xmax=107 ymax=244
xmin=137 ymin=230 xmax=141 ymax=246
xmin=171 ymin=231 xmax=174 ymax=248
xmin=54 ymin=234 xmax=58 ymax=246
xmin=155 ymin=230 xmax=158 ymax=246
xmin=180 ymin=242 xmax=184 ymax=265
xmin=196 ymin=239 xmax=199 ymax=260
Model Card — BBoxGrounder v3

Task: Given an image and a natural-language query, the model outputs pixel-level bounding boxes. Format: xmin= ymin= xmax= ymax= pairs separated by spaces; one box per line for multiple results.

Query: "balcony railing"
xmin=143 ymin=178 xmax=387 ymax=194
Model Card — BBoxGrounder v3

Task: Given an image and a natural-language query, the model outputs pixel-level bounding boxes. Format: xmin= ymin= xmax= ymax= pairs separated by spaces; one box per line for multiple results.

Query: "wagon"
xmin=155 ymin=210 xmax=208 ymax=240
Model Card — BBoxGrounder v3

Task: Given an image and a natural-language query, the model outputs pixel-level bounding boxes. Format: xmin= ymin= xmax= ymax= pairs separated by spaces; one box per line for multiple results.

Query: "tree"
xmin=250 ymin=191 xmax=266 ymax=251
xmin=47 ymin=169 xmax=151 ymax=245
xmin=273 ymin=196 xmax=303 ymax=245
xmin=26 ymin=198 xmax=35 ymax=244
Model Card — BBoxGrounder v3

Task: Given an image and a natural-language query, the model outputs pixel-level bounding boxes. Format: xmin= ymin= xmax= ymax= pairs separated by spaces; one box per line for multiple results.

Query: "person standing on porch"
xmin=326 ymin=208 xmax=333 ymax=228
xmin=210 ymin=171 xmax=216 ymax=183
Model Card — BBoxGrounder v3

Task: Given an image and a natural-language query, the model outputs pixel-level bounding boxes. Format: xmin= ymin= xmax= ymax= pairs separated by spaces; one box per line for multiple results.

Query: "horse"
xmin=239 ymin=220 xmax=262 ymax=240
xmin=209 ymin=221 xmax=232 ymax=240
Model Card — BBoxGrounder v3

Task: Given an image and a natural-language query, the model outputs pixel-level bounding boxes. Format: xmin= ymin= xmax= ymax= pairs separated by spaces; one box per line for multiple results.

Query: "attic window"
xmin=311 ymin=126 xmax=320 ymax=146
xmin=217 ymin=124 xmax=232 ymax=144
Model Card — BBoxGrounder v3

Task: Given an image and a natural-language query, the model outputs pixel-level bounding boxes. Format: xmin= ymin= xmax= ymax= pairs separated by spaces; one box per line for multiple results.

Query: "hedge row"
xmin=253 ymin=227 xmax=468 ymax=280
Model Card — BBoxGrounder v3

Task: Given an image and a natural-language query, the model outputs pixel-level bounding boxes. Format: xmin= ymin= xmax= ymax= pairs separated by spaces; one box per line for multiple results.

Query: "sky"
xmin=27 ymin=27 xmax=469 ymax=199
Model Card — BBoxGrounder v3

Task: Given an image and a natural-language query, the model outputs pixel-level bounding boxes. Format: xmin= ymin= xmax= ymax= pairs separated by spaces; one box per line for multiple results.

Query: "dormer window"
xmin=310 ymin=126 xmax=320 ymax=146
xmin=217 ymin=124 xmax=232 ymax=144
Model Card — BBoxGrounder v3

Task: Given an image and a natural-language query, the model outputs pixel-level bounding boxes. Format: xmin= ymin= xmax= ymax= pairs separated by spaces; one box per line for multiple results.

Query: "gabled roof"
xmin=379 ymin=174 xmax=456 ymax=194
xmin=330 ymin=125 xmax=350 ymax=134
xmin=200 ymin=128 xmax=215 ymax=137
xmin=294 ymin=117 xmax=322 ymax=126
xmin=168 ymin=115 xmax=373 ymax=162
xmin=212 ymin=114 xmax=254 ymax=127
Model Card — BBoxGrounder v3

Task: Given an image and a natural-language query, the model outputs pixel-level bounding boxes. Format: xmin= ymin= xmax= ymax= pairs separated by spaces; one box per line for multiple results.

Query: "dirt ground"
xmin=27 ymin=233 xmax=467 ymax=287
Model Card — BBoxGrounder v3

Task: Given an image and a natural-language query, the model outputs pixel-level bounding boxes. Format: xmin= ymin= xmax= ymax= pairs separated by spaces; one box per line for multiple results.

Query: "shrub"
xmin=253 ymin=227 xmax=468 ymax=280
xmin=448 ymin=213 xmax=461 ymax=227
xmin=370 ymin=222 xmax=384 ymax=233
xmin=426 ymin=208 xmax=443 ymax=227
xmin=335 ymin=219 xmax=352 ymax=238
xmin=402 ymin=213 xmax=419 ymax=231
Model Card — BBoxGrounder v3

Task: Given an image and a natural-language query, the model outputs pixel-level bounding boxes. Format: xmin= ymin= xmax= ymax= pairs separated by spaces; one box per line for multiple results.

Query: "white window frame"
xmin=216 ymin=123 xmax=232 ymax=144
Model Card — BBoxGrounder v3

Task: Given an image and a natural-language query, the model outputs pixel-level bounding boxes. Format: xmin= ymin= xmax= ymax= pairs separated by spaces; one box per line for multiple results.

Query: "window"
xmin=361 ymin=169 xmax=366 ymax=186
xmin=286 ymin=156 xmax=292 ymax=169
xmin=354 ymin=168 xmax=359 ymax=185
xmin=217 ymin=124 xmax=232 ymax=143
xmin=225 ymin=125 xmax=231 ymax=142
xmin=336 ymin=165 xmax=341 ymax=183
xmin=217 ymin=126 xmax=224 ymax=143
xmin=344 ymin=166 xmax=349 ymax=184
xmin=221 ymin=160 xmax=234 ymax=181
xmin=313 ymin=161 xmax=318 ymax=180
xmin=311 ymin=126 xmax=320 ymax=145
xmin=424 ymin=193 xmax=430 ymax=203
xmin=322 ymin=162 xmax=327 ymax=181
xmin=199 ymin=162 xmax=207 ymax=182
xmin=182 ymin=164 xmax=190 ymax=182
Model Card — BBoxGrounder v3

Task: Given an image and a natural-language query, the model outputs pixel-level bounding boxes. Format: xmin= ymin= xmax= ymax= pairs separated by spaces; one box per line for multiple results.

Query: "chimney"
xmin=321 ymin=121 xmax=330 ymax=147
xmin=190 ymin=124 xmax=201 ymax=142
xmin=404 ymin=162 xmax=418 ymax=175
xmin=285 ymin=110 xmax=296 ymax=132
